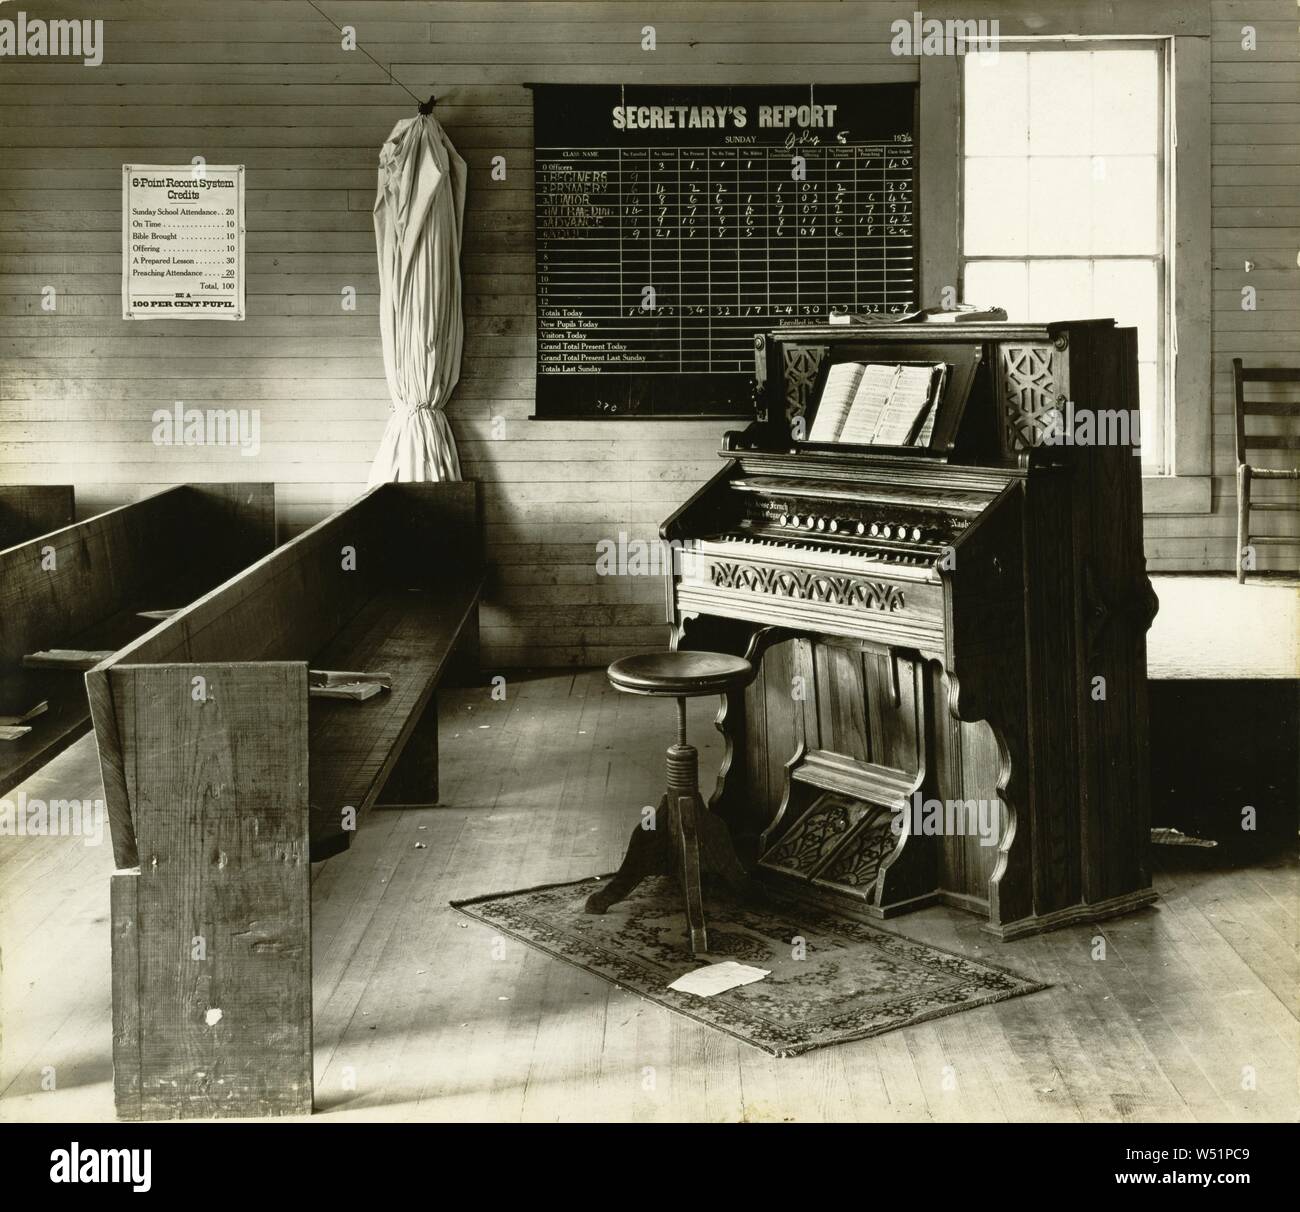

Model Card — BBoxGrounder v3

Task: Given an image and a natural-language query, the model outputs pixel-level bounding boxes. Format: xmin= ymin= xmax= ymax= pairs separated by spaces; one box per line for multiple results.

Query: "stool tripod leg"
xmin=585 ymin=795 xmax=668 ymax=915
xmin=676 ymin=794 xmax=708 ymax=955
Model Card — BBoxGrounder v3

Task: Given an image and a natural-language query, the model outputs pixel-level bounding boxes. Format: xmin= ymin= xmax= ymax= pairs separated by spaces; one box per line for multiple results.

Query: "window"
xmin=961 ymin=44 xmax=1169 ymax=472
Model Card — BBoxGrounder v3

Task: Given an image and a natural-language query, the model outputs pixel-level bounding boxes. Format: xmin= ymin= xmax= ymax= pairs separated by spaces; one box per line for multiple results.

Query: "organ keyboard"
xmin=664 ymin=319 xmax=1159 ymax=939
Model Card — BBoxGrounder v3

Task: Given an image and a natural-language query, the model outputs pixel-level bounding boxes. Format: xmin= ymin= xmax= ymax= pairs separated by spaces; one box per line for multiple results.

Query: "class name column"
xmin=535 ymin=149 xmax=624 ymax=376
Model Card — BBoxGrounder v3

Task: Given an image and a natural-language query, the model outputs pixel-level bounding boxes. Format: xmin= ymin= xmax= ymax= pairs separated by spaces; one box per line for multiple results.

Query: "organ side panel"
xmin=1065 ymin=323 xmax=1158 ymax=907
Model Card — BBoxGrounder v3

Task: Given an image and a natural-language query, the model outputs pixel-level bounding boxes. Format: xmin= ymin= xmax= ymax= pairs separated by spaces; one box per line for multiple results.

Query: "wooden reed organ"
xmin=664 ymin=320 xmax=1159 ymax=939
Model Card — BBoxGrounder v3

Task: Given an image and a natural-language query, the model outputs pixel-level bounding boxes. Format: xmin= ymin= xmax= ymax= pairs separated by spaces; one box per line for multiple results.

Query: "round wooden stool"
xmin=585 ymin=650 xmax=758 ymax=955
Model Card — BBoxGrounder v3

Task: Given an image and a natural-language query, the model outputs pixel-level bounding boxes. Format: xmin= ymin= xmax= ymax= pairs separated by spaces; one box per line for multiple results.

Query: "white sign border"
xmin=121 ymin=163 xmax=246 ymax=321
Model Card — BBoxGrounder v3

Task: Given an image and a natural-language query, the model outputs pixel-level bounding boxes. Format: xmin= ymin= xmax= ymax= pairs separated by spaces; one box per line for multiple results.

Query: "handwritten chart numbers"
xmin=533 ymin=85 xmax=917 ymax=413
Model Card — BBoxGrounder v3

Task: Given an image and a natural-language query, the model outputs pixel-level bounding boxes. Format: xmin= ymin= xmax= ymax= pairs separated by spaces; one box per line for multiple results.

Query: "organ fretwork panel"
xmin=998 ymin=340 xmax=1069 ymax=457
xmin=779 ymin=343 xmax=828 ymax=422
xmin=665 ymin=319 xmax=1158 ymax=940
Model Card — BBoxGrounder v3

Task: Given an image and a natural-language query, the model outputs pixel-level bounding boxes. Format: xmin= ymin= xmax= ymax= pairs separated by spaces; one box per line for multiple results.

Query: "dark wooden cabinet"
xmin=663 ymin=320 xmax=1158 ymax=939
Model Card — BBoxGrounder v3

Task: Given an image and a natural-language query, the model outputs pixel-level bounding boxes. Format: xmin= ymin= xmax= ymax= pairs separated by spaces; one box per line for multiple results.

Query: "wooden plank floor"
xmin=1 ymin=669 xmax=1296 ymax=1123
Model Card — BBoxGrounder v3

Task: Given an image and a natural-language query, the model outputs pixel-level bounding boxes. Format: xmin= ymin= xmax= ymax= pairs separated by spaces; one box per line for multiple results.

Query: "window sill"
xmin=1142 ymin=475 xmax=1212 ymax=515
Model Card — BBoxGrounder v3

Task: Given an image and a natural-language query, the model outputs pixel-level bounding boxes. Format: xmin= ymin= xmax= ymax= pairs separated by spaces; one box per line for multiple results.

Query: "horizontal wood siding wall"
xmin=0 ymin=0 xmax=922 ymax=667
xmin=0 ymin=1 xmax=1294 ymax=667
xmin=1156 ymin=0 xmax=1298 ymax=573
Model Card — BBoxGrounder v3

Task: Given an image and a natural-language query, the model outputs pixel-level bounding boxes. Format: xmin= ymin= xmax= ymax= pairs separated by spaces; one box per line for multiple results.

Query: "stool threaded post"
xmin=666 ymin=743 xmax=699 ymax=795
xmin=675 ymin=696 xmax=687 ymax=746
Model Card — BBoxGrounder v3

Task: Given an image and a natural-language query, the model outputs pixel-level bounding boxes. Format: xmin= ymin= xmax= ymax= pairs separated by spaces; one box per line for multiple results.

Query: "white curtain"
xmin=367 ymin=112 xmax=467 ymax=486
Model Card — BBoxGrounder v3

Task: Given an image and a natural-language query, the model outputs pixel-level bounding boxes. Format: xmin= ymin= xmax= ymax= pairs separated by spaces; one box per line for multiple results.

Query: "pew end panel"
xmin=105 ymin=661 xmax=312 ymax=1121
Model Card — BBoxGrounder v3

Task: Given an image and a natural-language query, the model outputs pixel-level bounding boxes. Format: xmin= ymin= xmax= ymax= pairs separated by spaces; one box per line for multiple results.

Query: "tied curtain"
xmin=367 ymin=111 xmax=467 ymax=486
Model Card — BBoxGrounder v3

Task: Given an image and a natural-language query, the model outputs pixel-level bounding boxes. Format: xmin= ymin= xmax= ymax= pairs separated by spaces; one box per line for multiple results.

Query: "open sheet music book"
xmin=807 ymin=361 xmax=947 ymax=446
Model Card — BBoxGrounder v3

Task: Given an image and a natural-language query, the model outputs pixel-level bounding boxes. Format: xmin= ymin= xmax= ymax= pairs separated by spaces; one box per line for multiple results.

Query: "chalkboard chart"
xmin=531 ymin=83 xmax=917 ymax=419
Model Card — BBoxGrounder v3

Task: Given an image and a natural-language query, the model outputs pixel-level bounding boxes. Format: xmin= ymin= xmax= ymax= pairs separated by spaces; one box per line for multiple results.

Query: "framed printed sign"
xmin=122 ymin=164 xmax=246 ymax=320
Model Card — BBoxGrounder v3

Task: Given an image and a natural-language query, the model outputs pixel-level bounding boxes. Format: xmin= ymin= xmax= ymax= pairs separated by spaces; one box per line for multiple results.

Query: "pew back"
xmin=0 ymin=484 xmax=275 ymax=669
xmin=89 ymin=481 xmax=481 ymax=868
xmin=0 ymin=483 xmax=275 ymax=797
xmin=0 ymin=485 xmax=74 ymax=549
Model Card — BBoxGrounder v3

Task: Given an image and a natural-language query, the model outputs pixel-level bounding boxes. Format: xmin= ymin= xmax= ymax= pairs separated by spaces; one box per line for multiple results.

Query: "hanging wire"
xmin=305 ymin=0 xmax=428 ymax=109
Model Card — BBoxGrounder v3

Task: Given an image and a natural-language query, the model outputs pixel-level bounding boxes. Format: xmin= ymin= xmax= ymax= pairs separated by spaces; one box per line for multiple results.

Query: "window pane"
xmin=1028 ymin=259 xmax=1091 ymax=321
xmin=1092 ymin=49 xmax=1160 ymax=154
xmin=964 ymin=158 xmax=1027 ymax=255
xmin=1092 ymin=259 xmax=1158 ymax=361
xmin=1028 ymin=50 xmax=1093 ymax=155
xmin=964 ymin=260 xmax=1027 ymax=318
xmin=1028 ymin=157 xmax=1091 ymax=254
xmin=1090 ymin=155 xmax=1158 ymax=252
xmin=965 ymin=50 xmax=1028 ymax=156
xmin=961 ymin=44 xmax=1167 ymax=474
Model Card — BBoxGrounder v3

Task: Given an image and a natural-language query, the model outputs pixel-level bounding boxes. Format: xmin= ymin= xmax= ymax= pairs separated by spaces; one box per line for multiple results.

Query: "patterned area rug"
xmin=451 ymin=876 xmax=1048 ymax=1057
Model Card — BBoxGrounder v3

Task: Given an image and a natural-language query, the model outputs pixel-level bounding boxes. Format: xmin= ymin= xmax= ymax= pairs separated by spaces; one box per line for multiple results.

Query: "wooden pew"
xmin=0 ymin=484 xmax=275 ymax=795
xmin=0 ymin=485 xmax=75 ymax=549
xmin=88 ymin=481 xmax=483 ymax=1119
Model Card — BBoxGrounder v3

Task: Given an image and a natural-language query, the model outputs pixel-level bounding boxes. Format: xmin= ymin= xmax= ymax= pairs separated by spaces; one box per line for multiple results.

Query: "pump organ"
xmin=664 ymin=320 xmax=1159 ymax=939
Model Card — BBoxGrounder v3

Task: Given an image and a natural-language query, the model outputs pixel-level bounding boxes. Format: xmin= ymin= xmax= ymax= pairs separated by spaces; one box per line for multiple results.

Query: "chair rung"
xmin=1242 ymin=402 xmax=1300 ymax=415
xmin=1248 ymin=467 xmax=1300 ymax=479
xmin=1238 ymin=367 xmax=1300 ymax=383
xmin=1244 ymin=535 xmax=1300 ymax=546
xmin=1249 ymin=502 xmax=1298 ymax=511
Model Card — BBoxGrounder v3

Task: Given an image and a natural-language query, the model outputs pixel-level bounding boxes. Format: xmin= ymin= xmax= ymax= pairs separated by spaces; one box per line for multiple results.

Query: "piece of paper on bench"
xmin=308 ymin=669 xmax=394 ymax=688
xmin=309 ymin=682 xmax=386 ymax=702
xmin=667 ymin=961 xmax=771 ymax=997
xmin=307 ymin=669 xmax=393 ymax=702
